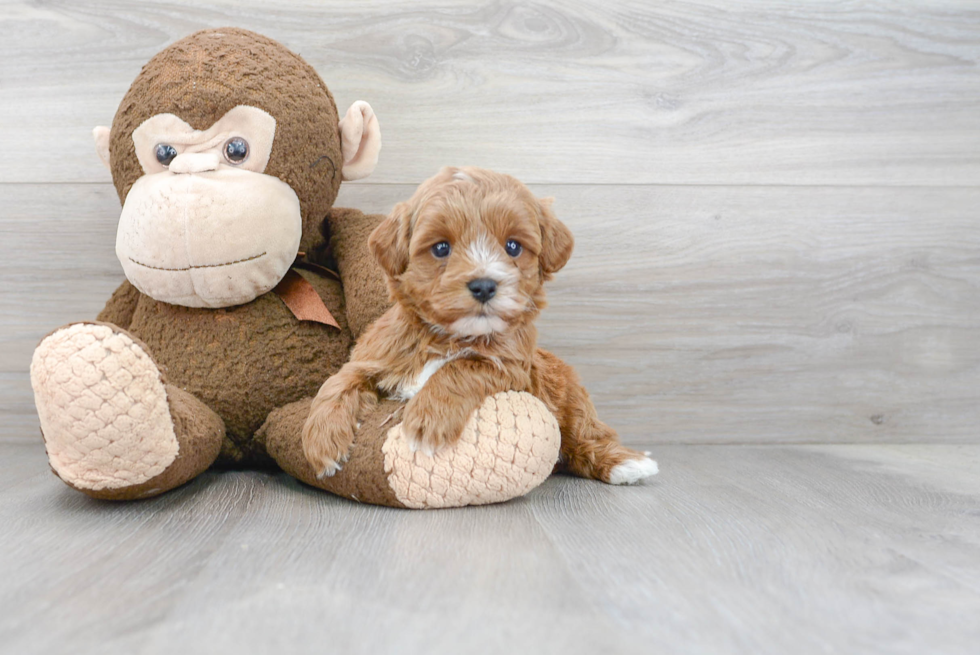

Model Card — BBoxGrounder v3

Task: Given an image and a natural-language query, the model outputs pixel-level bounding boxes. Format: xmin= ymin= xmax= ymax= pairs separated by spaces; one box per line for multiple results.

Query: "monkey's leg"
xmin=260 ymin=391 xmax=562 ymax=509
xmin=31 ymin=322 xmax=224 ymax=500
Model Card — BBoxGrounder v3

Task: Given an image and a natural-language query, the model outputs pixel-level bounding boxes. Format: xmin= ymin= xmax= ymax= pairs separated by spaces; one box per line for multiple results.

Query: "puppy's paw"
xmin=607 ymin=455 xmax=659 ymax=485
xmin=302 ymin=403 xmax=355 ymax=479
xmin=314 ymin=448 xmax=351 ymax=479
xmin=401 ymin=399 xmax=467 ymax=457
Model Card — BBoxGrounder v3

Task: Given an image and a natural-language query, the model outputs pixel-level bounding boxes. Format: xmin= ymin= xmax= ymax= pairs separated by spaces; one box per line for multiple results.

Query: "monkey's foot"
xmin=30 ymin=323 xmax=223 ymax=499
xmin=382 ymin=392 xmax=562 ymax=508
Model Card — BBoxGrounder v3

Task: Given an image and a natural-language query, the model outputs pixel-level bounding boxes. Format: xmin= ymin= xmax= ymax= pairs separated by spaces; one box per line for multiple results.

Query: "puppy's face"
xmin=369 ymin=167 xmax=574 ymax=338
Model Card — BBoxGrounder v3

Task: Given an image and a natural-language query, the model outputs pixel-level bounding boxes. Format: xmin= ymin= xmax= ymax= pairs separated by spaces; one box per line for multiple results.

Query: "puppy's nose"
xmin=467 ymin=278 xmax=497 ymax=303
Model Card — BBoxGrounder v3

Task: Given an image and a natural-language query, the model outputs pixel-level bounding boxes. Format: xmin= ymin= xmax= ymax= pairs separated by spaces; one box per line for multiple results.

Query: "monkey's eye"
xmin=431 ymin=241 xmax=451 ymax=259
xmin=155 ymin=144 xmax=178 ymax=167
xmin=505 ymin=239 xmax=523 ymax=257
xmin=224 ymin=137 xmax=249 ymax=164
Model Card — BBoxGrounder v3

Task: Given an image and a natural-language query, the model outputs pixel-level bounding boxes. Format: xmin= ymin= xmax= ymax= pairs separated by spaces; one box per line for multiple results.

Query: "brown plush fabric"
xmin=96 ymin=280 xmax=142 ymax=330
xmin=329 ymin=208 xmax=393 ymax=338
xmin=66 ymin=384 xmax=225 ymax=501
xmin=259 ymin=397 xmax=406 ymax=508
xmin=108 ymin=27 xmax=344 ymax=255
xmin=123 ymin=268 xmax=352 ymax=467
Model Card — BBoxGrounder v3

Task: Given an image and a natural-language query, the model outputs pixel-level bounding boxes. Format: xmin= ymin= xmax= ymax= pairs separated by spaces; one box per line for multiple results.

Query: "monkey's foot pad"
xmin=382 ymin=391 xmax=561 ymax=509
xmin=31 ymin=323 xmax=179 ymax=491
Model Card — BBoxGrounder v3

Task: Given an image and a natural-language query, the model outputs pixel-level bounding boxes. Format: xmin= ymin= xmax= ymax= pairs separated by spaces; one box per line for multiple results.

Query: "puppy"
xmin=302 ymin=166 xmax=658 ymax=485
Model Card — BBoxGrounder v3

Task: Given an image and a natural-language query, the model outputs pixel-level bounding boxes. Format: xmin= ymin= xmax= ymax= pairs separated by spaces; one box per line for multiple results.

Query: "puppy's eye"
xmin=431 ymin=241 xmax=451 ymax=259
xmin=155 ymin=144 xmax=178 ymax=166
xmin=505 ymin=239 xmax=523 ymax=257
xmin=224 ymin=137 xmax=249 ymax=164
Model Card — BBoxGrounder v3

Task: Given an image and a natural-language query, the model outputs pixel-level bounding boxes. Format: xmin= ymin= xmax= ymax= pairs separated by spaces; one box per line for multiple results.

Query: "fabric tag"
xmin=273 ymin=269 xmax=340 ymax=329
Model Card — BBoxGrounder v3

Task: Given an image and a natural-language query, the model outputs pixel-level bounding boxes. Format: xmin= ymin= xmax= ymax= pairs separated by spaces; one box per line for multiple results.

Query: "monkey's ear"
xmin=538 ymin=197 xmax=574 ymax=277
xmin=339 ymin=101 xmax=381 ymax=181
xmin=93 ymin=126 xmax=111 ymax=171
xmin=368 ymin=201 xmax=411 ymax=279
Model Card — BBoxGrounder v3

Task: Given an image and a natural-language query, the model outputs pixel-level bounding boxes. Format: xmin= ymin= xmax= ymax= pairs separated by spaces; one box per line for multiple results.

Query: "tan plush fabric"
xmin=93 ymin=126 xmax=111 ymax=170
xmin=383 ymin=391 xmax=561 ymax=509
xmin=130 ymin=106 xmax=277 ymax=176
xmin=120 ymin=105 xmax=296 ymax=309
xmin=117 ymin=168 xmax=302 ymax=308
xmin=116 ymin=168 xmax=302 ymax=308
xmin=30 ymin=323 xmax=179 ymax=490
xmin=78 ymin=383 xmax=227 ymax=501
xmin=107 ymin=28 xmax=344 ymax=256
xmin=338 ymin=101 xmax=381 ymax=181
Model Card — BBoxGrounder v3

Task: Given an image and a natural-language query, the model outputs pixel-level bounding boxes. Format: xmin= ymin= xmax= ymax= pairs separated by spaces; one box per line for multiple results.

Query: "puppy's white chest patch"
xmin=393 ymin=357 xmax=449 ymax=401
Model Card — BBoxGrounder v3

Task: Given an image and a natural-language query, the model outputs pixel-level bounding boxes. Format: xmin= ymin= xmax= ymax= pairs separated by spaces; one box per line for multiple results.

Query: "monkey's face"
xmin=98 ymin=28 xmax=381 ymax=308
xmin=115 ymin=106 xmax=301 ymax=308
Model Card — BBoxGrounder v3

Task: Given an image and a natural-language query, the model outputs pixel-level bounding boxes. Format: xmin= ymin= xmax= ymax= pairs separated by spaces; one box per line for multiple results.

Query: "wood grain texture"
xmin=1 ymin=0 xmax=979 ymax=185
xmin=3 ymin=2 xmax=980 ymax=654
xmin=1 ymin=441 xmax=978 ymax=655
xmin=4 ymin=183 xmax=977 ymax=444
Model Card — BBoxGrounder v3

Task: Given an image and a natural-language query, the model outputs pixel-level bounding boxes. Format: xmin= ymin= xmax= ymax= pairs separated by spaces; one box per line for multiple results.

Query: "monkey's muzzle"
xmin=115 ymin=167 xmax=302 ymax=308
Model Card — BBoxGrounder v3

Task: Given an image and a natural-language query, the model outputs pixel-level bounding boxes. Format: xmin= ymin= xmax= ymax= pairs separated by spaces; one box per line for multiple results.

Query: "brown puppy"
xmin=302 ymin=167 xmax=658 ymax=485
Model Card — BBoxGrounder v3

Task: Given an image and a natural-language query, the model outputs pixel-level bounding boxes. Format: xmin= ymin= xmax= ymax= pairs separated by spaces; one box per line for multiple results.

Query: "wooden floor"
xmin=2 ymin=443 xmax=979 ymax=654
xmin=1 ymin=1 xmax=979 ymax=653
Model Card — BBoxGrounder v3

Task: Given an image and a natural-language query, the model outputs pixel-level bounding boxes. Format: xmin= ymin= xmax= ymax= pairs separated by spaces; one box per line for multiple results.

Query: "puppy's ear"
xmin=538 ymin=197 xmax=574 ymax=276
xmin=369 ymin=201 xmax=412 ymax=279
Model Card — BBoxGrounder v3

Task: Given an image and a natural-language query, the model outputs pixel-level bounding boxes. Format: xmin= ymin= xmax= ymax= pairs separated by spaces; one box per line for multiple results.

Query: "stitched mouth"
xmin=127 ymin=251 xmax=267 ymax=272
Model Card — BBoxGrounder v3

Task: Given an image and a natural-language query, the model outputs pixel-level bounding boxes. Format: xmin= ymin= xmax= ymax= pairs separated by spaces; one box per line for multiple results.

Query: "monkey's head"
xmin=94 ymin=28 xmax=381 ymax=308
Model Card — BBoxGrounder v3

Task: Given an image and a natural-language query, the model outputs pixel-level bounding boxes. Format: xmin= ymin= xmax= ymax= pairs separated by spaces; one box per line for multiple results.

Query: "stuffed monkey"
xmin=30 ymin=28 xmax=560 ymax=508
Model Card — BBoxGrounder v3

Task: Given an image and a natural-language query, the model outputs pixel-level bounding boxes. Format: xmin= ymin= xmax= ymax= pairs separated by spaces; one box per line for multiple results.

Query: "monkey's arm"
xmin=329 ymin=207 xmax=391 ymax=339
xmin=96 ymin=279 xmax=142 ymax=330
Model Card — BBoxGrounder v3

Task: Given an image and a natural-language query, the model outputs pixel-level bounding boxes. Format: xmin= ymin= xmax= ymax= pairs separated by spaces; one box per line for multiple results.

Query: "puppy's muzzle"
xmin=467 ymin=278 xmax=497 ymax=303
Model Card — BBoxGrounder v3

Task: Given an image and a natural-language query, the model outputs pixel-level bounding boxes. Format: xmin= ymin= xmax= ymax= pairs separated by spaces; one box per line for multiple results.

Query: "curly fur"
xmin=303 ymin=167 xmax=655 ymax=483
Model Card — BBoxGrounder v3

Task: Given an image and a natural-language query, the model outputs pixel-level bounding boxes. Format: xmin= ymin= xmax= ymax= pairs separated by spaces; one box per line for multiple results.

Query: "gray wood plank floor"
xmin=2 ymin=442 xmax=979 ymax=655
xmin=2 ymin=1 xmax=978 ymax=653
